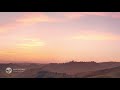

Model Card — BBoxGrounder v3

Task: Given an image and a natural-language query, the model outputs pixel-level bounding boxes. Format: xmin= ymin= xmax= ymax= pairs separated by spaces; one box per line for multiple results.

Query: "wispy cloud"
xmin=16 ymin=38 xmax=46 ymax=48
xmin=16 ymin=13 xmax=62 ymax=24
xmin=66 ymin=31 xmax=120 ymax=41
xmin=0 ymin=12 xmax=62 ymax=33
xmin=63 ymin=12 xmax=84 ymax=19
xmin=62 ymin=12 xmax=120 ymax=19
xmin=62 ymin=12 xmax=107 ymax=20
xmin=111 ymin=13 xmax=120 ymax=19
xmin=0 ymin=12 xmax=120 ymax=34
xmin=82 ymin=12 xmax=108 ymax=17
xmin=0 ymin=51 xmax=16 ymax=55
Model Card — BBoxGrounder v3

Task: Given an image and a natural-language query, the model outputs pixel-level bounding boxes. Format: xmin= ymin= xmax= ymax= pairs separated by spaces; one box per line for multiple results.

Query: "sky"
xmin=0 ymin=12 xmax=120 ymax=63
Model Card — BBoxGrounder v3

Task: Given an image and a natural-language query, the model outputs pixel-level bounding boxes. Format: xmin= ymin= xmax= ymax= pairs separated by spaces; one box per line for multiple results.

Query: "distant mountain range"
xmin=0 ymin=61 xmax=120 ymax=78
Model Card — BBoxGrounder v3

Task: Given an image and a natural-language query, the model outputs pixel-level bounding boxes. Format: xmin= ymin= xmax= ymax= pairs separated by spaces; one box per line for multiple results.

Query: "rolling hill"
xmin=40 ymin=61 xmax=120 ymax=75
xmin=1 ymin=61 xmax=120 ymax=78
xmin=75 ymin=66 xmax=120 ymax=78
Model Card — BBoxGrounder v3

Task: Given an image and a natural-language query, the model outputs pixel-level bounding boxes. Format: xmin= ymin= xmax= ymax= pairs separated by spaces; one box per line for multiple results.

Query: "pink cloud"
xmin=16 ymin=13 xmax=61 ymax=24
xmin=84 ymin=12 xmax=120 ymax=19
xmin=0 ymin=12 xmax=62 ymax=33
xmin=0 ymin=23 xmax=17 ymax=33
xmin=62 ymin=12 xmax=120 ymax=19
xmin=62 ymin=12 xmax=108 ymax=20
xmin=65 ymin=30 xmax=120 ymax=41
xmin=63 ymin=12 xmax=84 ymax=19
xmin=111 ymin=13 xmax=120 ymax=19
xmin=0 ymin=12 xmax=120 ymax=33
xmin=82 ymin=12 xmax=108 ymax=17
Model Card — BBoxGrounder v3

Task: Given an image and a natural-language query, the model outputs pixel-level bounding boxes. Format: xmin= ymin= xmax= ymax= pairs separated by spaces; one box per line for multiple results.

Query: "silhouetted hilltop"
xmin=40 ymin=61 xmax=120 ymax=75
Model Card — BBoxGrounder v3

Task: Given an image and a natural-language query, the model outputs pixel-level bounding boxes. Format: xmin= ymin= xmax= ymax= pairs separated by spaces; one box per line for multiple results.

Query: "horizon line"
xmin=0 ymin=60 xmax=120 ymax=64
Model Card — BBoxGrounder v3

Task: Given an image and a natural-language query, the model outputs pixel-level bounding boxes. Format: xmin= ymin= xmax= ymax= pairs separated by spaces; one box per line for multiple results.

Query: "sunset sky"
xmin=0 ymin=12 xmax=120 ymax=63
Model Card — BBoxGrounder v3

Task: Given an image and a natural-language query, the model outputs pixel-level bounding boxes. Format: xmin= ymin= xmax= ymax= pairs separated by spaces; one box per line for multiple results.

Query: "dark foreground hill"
xmin=40 ymin=61 xmax=120 ymax=75
xmin=75 ymin=66 xmax=120 ymax=78
xmin=36 ymin=71 xmax=72 ymax=78
xmin=0 ymin=63 xmax=44 ymax=78
xmin=0 ymin=61 xmax=120 ymax=78
xmin=16 ymin=66 xmax=120 ymax=78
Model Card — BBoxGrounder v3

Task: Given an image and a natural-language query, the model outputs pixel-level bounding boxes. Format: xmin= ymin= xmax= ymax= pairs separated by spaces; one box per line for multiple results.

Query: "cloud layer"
xmin=67 ymin=30 xmax=120 ymax=41
xmin=0 ymin=12 xmax=120 ymax=33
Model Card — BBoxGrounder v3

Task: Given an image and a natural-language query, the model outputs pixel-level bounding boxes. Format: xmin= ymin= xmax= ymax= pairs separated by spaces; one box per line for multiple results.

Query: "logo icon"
xmin=6 ymin=67 xmax=12 ymax=74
